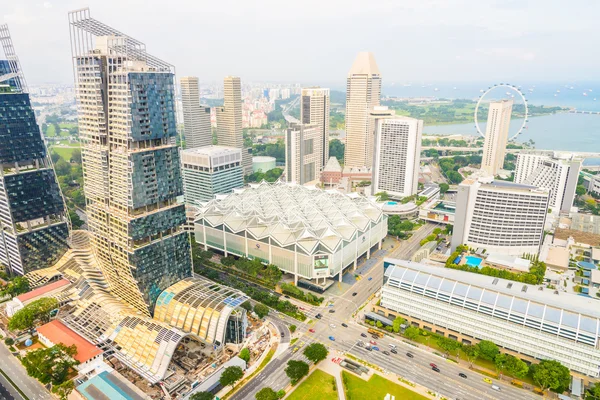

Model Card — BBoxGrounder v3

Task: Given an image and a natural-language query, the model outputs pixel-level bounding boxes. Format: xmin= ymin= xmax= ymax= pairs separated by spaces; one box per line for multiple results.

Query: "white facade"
xmin=451 ymin=177 xmax=550 ymax=255
xmin=180 ymin=76 xmax=212 ymax=148
xmin=372 ymin=114 xmax=423 ymax=199
xmin=344 ymin=52 xmax=382 ymax=168
xmin=301 ymin=87 xmax=330 ymax=167
xmin=380 ymin=259 xmax=600 ymax=377
xmin=514 ymin=151 xmax=581 ymax=213
xmin=194 ymin=182 xmax=387 ymax=283
xmin=481 ymin=100 xmax=513 ymax=176
xmin=285 ymin=123 xmax=321 ymax=185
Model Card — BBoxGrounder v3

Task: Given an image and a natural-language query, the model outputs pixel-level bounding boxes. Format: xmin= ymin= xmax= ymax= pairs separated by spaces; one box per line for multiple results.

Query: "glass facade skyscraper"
xmin=69 ymin=11 xmax=191 ymax=316
xmin=0 ymin=27 xmax=69 ymax=275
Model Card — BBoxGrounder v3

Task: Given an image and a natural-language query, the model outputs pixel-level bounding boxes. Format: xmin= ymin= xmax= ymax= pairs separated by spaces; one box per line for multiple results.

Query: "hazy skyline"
xmin=3 ymin=0 xmax=599 ymax=86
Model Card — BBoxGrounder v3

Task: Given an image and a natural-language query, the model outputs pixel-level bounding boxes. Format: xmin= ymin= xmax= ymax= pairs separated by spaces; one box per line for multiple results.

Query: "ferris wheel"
xmin=474 ymin=83 xmax=529 ymax=141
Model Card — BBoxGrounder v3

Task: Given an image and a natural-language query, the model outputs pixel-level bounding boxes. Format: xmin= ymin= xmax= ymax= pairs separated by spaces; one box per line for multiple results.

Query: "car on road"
xmin=389 ymin=344 xmax=396 ymax=349
xmin=357 ymin=341 xmax=364 ymax=347
xmin=458 ymin=373 xmax=467 ymax=379
xmin=328 ymin=309 xmax=335 ymax=313
xmin=292 ymin=347 xmax=299 ymax=353
xmin=352 ymin=292 xmax=357 ymax=296
xmin=365 ymin=346 xmax=372 ymax=351
xmin=361 ymin=333 xmax=367 ymax=338
xmin=299 ymin=341 xmax=305 ymax=347
xmin=368 ymin=277 xmax=373 ymax=281
xmin=432 ymin=366 xmax=440 ymax=373
xmin=390 ymin=349 xmax=398 ymax=354
xmin=491 ymin=384 xmax=501 ymax=391
xmin=309 ymin=328 xmax=315 ymax=333
xmin=406 ymin=352 xmax=414 ymax=358
xmin=315 ymin=314 xmax=322 ymax=319
xmin=329 ymin=336 xmax=335 ymax=341
xmin=372 ymin=346 xmax=379 ymax=351
xmin=483 ymin=378 xmax=493 ymax=384
xmin=284 ymin=295 xmax=290 ymax=299
xmin=371 ymin=335 xmax=379 ymax=339
xmin=329 ymin=324 xmax=336 ymax=329
xmin=341 ymin=323 xmax=348 ymax=328
xmin=429 ymin=362 xmax=437 ymax=368
xmin=383 ymin=350 xmax=390 ymax=355
xmin=369 ymin=340 xmax=377 ymax=345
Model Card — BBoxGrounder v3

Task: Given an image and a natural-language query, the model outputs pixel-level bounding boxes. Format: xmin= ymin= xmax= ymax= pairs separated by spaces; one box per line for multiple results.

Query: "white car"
xmin=329 ymin=324 xmax=336 ymax=329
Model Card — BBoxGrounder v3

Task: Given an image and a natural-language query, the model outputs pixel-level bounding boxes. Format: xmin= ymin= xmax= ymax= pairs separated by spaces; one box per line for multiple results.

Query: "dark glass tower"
xmin=0 ymin=26 xmax=69 ymax=275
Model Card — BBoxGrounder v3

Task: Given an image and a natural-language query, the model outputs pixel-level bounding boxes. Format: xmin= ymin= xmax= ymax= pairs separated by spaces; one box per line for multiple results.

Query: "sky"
xmin=2 ymin=0 xmax=599 ymax=87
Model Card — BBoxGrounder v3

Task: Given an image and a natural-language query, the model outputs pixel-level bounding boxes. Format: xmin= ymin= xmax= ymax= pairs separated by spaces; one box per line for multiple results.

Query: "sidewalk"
xmin=318 ymin=358 xmax=346 ymax=400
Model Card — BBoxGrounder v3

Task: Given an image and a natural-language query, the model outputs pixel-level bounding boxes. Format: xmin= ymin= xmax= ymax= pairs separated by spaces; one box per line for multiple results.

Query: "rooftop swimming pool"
xmin=465 ymin=256 xmax=483 ymax=268
xmin=387 ymin=201 xmax=398 ymax=205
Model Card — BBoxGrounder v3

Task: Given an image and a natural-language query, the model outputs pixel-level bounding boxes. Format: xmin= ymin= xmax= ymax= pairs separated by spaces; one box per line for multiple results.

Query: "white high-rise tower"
xmin=180 ymin=76 xmax=211 ymax=148
xmin=481 ymin=100 xmax=513 ymax=176
xmin=301 ymin=87 xmax=330 ymax=167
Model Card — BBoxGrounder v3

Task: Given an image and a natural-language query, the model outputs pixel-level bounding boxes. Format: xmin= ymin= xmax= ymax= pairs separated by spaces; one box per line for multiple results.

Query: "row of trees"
xmin=279 ymin=283 xmax=324 ymax=305
xmin=438 ymin=155 xmax=482 ymax=184
xmin=221 ymin=256 xmax=283 ymax=287
xmin=50 ymin=149 xmax=85 ymax=229
xmin=245 ymin=168 xmax=284 ymax=184
xmin=390 ymin=319 xmax=570 ymax=394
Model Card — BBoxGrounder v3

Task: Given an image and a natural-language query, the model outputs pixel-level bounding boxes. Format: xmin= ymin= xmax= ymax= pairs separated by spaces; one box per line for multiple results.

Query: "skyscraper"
xmin=69 ymin=10 xmax=191 ymax=315
xmin=285 ymin=123 xmax=320 ymax=184
xmin=514 ymin=151 xmax=581 ymax=213
xmin=216 ymin=76 xmax=252 ymax=175
xmin=481 ymin=99 xmax=513 ymax=176
xmin=180 ymin=76 xmax=212 ymax=148
xmin=451 ymin=177 xmax=549 ymax=256
xmin=0 ymin=25 xmax=69 ymax=275
xmin=301 ymin=87 xmax=330 ymax=167
xmin=344 ymin=52 xmax=382 ymax=168
xmin=372 ymin=111 xmax=423 ymax=199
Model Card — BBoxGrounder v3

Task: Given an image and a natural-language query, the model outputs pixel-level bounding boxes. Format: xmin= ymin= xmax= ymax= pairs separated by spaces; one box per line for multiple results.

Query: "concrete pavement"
xmin=0 ymin=373 xmax=22 ymax=400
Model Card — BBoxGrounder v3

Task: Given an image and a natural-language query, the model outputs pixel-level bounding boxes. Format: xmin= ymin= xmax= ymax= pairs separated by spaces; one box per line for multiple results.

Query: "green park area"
xmin=50 ymin=144 xmax=81 ymax=161
xmin=287 ymin=369 xmax=338 ymax=400
xmin=342 ymin=371 xmax=428 ymax=400
xmin=44 ymin=122 xmax=78 ymax=137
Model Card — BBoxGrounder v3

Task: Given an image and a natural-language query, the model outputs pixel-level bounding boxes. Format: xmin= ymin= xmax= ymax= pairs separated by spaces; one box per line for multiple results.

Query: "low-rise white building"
xmin=379 ymin=259 xmax=600 ymax=377
xmin=194 ymin=182 xmax=387 ymax=283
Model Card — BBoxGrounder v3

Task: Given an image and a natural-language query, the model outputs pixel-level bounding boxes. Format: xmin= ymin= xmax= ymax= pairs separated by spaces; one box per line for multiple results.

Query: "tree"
xmin=439 ymin=183 xmax=450 ymax=194
xmin=240 ymin=301 xmax=253 ymax=312
xmin=190 ymin=392 xmax=214 ymax=400
xmin=392 ymin=316 xmax=405 ymax=333
xmin=219 ymin=366 xmax=244 ymax=388
xmin=376 ymin=320 xmax=383 ymax=328
xmin=70 ymin=149 xmax=82 ymax=164
xmin=8 ymin=297 xmax=58 ymax=331
xmin=576 ymin=185 xmax=587 ymax=196
xmin=239 ymin=348 xmax=251 ymax=363
xmin=303 ymin=343 xmax=328 ymax=364
xmin=4 ymin=337 xmax=14 ymax=346
xmin=68 ymin=210 xmax=84 ymax=229
xmin=285 ymin=360 xmax=309 ymax=384
xmin=375 ymin=192 xmax=390 ymax=201
xmin=50 ymin=151 xmax=61 ymax=164
xmin=21 ymin=344 xmax=78 ymax=386
xmin=52 ymin=380 xmax=75 ymax=400
xmin=276 ymin=389 xmax=286 ymax=399
xmin=289 ymin=325 xmax=297 ymax=333
xmin=504 ymin=354 xmax=528 ymax=379
xmin=404 ymin=326 xmax=420 ymax=340
xmin=588 ymin=384 xmax=600 ymax=400
xmin=462 ymin=344 xmax=480 ymax=366
xmin=329 ymin=139 xmax=344 ymax=162
xmin=532 ymin=359 xmax=571 ymax=393
xmin=254 ymin=303 xmax=270 ymax=318
xmin=494 ymin=353 xmax=508 ymax=376
xmin=436 ymin=337 xmax=460 ymax=355
xmin=477 ymin=340 xmax=499 ymax=361
xmin=255 ymin=387 xmax=279 ymax=400
xmin=0 ymin=276 xmax=30 ymax=298
xmin=54 ymin=158 xmax=71 ymax=177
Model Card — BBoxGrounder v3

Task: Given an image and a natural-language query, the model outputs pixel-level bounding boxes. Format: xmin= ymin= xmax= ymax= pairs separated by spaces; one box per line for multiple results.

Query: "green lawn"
xmin=50 ymin=145 xmax=80 ymax=161
xmin=287 ymin=370 xmax=338 ymax=400
xmin=343 ymin=371 xmax=428 ymax=400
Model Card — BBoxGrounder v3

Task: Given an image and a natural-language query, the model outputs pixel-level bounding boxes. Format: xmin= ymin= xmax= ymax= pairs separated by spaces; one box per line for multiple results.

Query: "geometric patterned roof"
xmin=195 ymin=181 xmax=384 ymax=254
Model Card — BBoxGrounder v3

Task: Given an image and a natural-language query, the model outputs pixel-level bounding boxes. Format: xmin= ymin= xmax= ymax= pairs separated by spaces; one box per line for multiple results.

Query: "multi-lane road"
xmin=232 ymin=223 xmax=539 ymax=400
xmin=0 ymin=343 xmax=50 ymax=400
